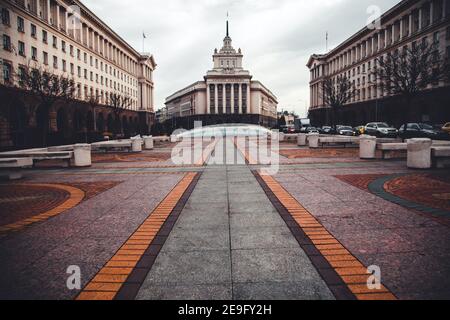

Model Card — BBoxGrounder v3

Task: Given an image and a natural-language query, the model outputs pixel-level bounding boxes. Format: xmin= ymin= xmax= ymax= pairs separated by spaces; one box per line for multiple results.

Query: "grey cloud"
xmin=82 ymin=0 xmax=400 ymax=117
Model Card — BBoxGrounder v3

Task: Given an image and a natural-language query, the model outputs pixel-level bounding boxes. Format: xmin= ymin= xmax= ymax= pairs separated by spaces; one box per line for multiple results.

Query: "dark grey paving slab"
xmin=137 ymin=139 xmax=334 ymax=300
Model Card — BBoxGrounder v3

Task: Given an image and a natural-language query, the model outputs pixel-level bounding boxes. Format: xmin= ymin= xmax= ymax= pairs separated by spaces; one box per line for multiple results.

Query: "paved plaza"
xmin=0 ymin=138 xmax=449 ymax=300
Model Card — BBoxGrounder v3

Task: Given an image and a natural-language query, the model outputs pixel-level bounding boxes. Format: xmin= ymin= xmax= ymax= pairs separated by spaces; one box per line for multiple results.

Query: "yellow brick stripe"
xmin=0 ymin=184 xmax=85 ymax=235
xmin=259 ymin=173 xmax=397 ymax=301
xmin=76 ymin=172 xmax=197 ymax=301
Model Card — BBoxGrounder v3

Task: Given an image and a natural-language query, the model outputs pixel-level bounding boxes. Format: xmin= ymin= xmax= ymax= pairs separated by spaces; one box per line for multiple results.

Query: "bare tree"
xmin=371 ymin=40 xmax=449 ymax=127
xmin=321 ymin=75 xmax=356 ymax=127
xmin=16 ymin=65 xmax=76 ymax=146
xmin=109 ymin=92 xmax=132 ymax=134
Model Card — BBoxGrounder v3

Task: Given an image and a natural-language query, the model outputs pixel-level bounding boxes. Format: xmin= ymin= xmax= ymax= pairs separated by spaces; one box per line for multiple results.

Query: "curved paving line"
xmin=0 ymin=184 xmax=85 ymax=235
xmin=368 ymin=174 xmax=450 ymax=218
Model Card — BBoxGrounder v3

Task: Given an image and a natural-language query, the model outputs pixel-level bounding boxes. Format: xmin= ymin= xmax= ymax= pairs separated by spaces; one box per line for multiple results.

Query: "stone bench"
xmin=3 ymin=144 xmax=92 ymax=167
xmin=0 ymin=157 xmax=34 ymax=180
xmin=0 ymin=151 xmax=74 ymax=167
xmin=92 ymin=140 xmax=133 ymax=153
xmin=432 ymin=146 xmax=450 ymax=169
xmin=316 ymin=136 xmax=359 ymax=148
xmin=377 ymin=143 xmax=407 ymax=159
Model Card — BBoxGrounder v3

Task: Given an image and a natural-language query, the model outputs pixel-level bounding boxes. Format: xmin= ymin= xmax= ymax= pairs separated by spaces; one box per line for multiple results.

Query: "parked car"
xmin=442 ymin=123 xmax=450 ymax=134
xmin=354 ymin=126 xmax=366 ymax=136
xmin=306 ymin=127 xmax=320 ymax=134
xmin=365 ymin=122 xmax=398 ymax=138
xmin=281 ymin=125 xmax=296 ymax=134
xmin=320 ymin=126 xmax=335 ymax=134
xmin=399 ymin=123 xmax=449 ymax=140
xmin=336 ymin=126 xmax=355 ymax=136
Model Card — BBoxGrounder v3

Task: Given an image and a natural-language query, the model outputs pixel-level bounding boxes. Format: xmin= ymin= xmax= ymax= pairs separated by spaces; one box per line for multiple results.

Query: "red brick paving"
xmin=335 ymin=174 xmax=386 ymax=191
xmin=280 ymin=148 xmax=360 ymax=159
xmin=385 ymin=174 xmax=450 ymax=212
xmin=92 ymin=152 xmax=171 ymax=163
xmin=0 ymin=185 xmax=70 ymax=226
xmin=0 ymin=182 xmax=121 ymax=227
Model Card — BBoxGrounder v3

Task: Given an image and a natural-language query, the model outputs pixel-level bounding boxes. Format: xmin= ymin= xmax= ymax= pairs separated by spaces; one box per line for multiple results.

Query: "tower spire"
xmin=226 ymin=12 xmax=229 ymax=37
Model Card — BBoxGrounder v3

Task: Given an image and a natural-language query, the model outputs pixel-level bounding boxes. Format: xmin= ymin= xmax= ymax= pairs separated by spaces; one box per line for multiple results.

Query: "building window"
xmin=17 ymin=16 xmax=24 ymax=32
xmin=31 ymin=23 xmax=37 ymax=38
xmin=18 ymin=41 xmax=25 ymax=56
xmin=3 ymin=34 xmax=11 ymax=51
xmin=78 ymin=66 xmax=81 ymax=77
xmin=18 ymin=65 xmax=25 ymax=85
xmin=53 ymin=56 xmax=58 ymax=69
xmin=70 ymin=45 xmax=74 ymax=56
xmin=43 ymin=51 xmax=48 ymax=65
xmin=1 ymin=8 xmax=10 ymax=25
xmin=209 ymin=84 xmax=215 ymax=114
xmin=70 ymin=63 xmax=74 ymax=75
xmin=62 ymin=59 xmax=66 ymax=72
xmin=53 ymin=36 xmax=57 ymax=48
xmin=77 ymin=49 xmax=81 ymax=59
xmin=42 ymin=30 xmax=47 ymax=43
xmin=61 ymin=40 xmax=66 ymax=52
xmin=3 ymin=61 xmax=12 ymax=83
xmin=31 ymin=46 xmax=37 ymax=60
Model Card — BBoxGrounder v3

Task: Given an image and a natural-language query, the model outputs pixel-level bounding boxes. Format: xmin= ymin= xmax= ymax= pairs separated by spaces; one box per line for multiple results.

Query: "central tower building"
xmin=164 ymin=20 xmax=278 ymax=128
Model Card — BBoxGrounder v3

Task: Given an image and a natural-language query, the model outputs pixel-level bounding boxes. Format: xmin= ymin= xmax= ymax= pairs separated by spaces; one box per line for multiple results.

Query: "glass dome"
xmin=175 ymin=124 xmax=274 ymax=139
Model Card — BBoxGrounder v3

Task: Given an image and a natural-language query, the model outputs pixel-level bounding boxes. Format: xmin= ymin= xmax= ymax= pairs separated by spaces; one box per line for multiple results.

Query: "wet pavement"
xmin=0 ymin=137 xmax=449 ymax=300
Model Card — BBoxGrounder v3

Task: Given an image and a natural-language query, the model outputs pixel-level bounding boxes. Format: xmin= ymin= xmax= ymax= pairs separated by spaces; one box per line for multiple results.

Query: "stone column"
xmin=399 ymin=19 xmax=403 ymax=40
xmin=206 ymin=83 xmax=211 ymax=114
xmin=409 ymin=13 xmax=412 ymax=35
xmin=214 ymin=84 xmax=219 ymax=114
xmin=238 ymin=84 xmax=243 ymax=114
xmin=430 ymin=1 xmax=434 ymax=24
xmin=46 ymin=0 xmax=51 ymax=23
xmin=418 ymin=8 xmax=422 ymax=30
xmin=56 ymin=4 xmax=60 ymax=28
xmin=231 ymin=83 xmax=235 ymax=114
xmin=222 ymin=83 xmax=226 ymax=114
xmin=246 ymin=83 xmax=251 ymax=114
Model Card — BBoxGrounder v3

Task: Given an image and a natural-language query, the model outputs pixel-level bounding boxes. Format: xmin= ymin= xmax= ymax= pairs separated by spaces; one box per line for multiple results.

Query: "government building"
xmin=0 ymin=0 xmax=156 ymax=149
xmin=163 ymin=21 xmax=278 ymax=129
xmin=307 ymin=0 xmax=450 ymax=127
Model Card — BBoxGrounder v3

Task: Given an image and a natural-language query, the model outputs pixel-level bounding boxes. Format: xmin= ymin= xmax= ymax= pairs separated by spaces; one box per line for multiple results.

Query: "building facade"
xmin=0 ymin=0 xmax=156 ymax=148
xmin=307 ymin=0 xmax=450 ymax=127
xmin=164 ymin=21 xmax=278 ymax=129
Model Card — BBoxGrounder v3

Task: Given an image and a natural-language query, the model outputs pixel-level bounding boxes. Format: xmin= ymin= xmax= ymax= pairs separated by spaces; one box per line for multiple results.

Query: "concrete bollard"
xmin=297 ymin=133 xmax=307 ymax=146
xmin=170 ymin=135 xmax=178 ymax=143
xmin=359 ymin=135 xmax=377 ymax=159
xmin=407 ymin=138 xmax=432 ymax=169
xmin=308 ymin=133 xmax=320 ymax=149
xmin=73 ymin=144 xmax=92 ymax=167
xmin=279 ymin=133 xmax=285 ymax=142
xmin=143 ymin=136 xmax=154 ymax=150
xmin=131 ymin=137 xmax=143 ymax=152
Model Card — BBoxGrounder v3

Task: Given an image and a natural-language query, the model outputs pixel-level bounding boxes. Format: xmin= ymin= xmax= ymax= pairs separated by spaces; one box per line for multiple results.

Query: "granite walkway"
xmin=136 ymin=139 xmax=334 ymax=300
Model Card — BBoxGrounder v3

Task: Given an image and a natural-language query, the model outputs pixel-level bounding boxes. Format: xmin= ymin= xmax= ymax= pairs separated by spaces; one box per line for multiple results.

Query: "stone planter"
xmin=143 ymin=136 xmax=154 ymax=150
xmin=308 ymin=133 xmax=320 ymax=149
xmin=297 ymin=133 xmax=307 ymax=147
xmin=407 ymin=138 xmax=432 ymax=169
xmin=73 ymin=144 xmax=92 ymax=167
xmin=359 ymin=135 xmax=377 ymax=159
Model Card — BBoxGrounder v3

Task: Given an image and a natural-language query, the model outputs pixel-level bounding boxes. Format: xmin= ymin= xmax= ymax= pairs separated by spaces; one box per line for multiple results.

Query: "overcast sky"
xmin=82 ymin=0 xmax=399 ymax=117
